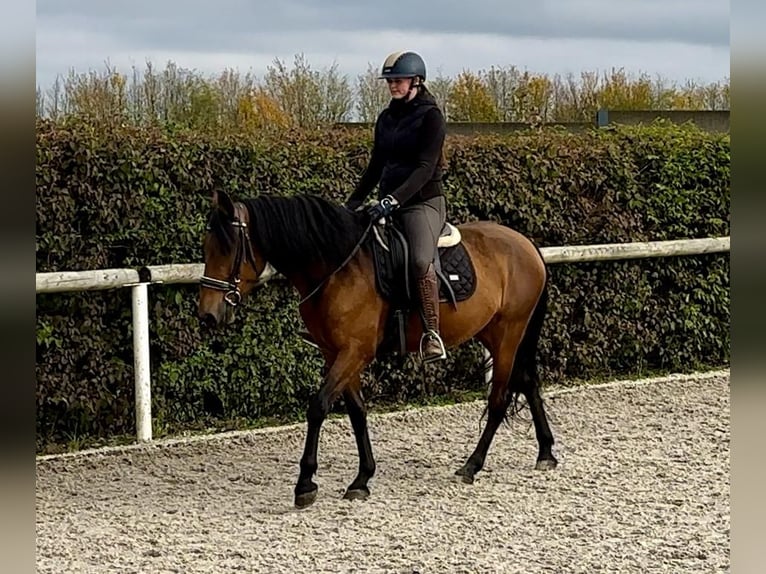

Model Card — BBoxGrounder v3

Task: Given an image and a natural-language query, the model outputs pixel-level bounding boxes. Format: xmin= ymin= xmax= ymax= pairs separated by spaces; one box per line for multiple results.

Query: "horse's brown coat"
xmin=198 ymin=191 xmax=557 ymax=508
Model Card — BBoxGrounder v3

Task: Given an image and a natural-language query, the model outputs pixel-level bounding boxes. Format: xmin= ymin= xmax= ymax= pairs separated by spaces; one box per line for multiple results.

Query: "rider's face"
xmin=386 ymin=77 xmax=415 ymax=99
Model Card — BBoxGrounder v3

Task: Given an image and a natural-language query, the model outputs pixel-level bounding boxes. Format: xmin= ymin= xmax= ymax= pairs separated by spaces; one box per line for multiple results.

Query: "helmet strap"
xmin=406 ymin=78 xmax=420 ymax=100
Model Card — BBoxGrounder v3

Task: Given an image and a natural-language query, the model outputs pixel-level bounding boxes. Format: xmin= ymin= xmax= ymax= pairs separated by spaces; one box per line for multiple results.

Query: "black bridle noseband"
xmin=200 ymin=214 xmax=258 ymax=307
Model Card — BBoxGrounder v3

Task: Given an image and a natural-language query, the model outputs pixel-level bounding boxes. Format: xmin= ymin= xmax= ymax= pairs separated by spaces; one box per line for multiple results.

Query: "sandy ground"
xmin=36 ymin=371 xmax=729 ymax=574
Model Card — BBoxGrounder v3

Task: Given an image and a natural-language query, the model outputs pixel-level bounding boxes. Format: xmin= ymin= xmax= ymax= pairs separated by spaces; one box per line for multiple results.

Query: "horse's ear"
xmin=212 ymin=189 xmax=235 ymax=219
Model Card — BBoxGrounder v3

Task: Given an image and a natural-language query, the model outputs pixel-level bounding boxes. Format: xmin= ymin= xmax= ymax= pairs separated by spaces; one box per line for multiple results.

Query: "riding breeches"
xmin=396 ymin=195 xmax=447 ymax=278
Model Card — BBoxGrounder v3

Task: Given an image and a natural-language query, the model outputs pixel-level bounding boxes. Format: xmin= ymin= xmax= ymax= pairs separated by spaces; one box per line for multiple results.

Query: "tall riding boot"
xmin=416 ymin=263 xmax=447 ymax=363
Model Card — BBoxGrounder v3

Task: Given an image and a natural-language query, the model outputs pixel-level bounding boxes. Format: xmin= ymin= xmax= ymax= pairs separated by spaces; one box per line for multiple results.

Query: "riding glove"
xmin=366 ymin=195 xmax=398 ymax=221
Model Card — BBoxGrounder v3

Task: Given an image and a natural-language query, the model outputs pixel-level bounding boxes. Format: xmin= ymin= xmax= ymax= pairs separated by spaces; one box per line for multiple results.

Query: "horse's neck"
xmin=282 ymin=262 xmax=331 ymax=303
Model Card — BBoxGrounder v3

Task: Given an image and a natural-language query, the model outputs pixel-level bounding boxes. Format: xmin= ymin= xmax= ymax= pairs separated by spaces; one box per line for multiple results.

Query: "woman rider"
xmin=345 ymin=50 xmax=448 ymax=363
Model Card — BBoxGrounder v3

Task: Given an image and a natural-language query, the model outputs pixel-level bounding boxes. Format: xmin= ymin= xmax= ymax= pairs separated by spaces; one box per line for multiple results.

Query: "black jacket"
xmin=348 ymin=88 xmax=446 ymax=207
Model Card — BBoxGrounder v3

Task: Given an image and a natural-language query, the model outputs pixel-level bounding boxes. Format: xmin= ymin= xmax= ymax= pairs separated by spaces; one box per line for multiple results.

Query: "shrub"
xmin=35 ymin=118 xmax=730 ymax=451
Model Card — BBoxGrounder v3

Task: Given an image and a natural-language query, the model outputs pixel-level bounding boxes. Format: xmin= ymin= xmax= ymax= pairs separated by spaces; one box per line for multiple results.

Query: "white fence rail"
xmin=36 ymin=236 xmax=730 ymax=443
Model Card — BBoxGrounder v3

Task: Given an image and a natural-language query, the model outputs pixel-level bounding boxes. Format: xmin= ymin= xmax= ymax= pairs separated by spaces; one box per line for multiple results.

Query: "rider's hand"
xmin=366 ymin=195 xmax=398 ymax=221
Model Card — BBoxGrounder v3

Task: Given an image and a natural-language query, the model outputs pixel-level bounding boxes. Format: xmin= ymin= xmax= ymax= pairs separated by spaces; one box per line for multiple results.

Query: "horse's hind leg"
xmin=523 ymin=371 xmax=557 ymax=470
xmin=513 ymin=293 xmax=557 ymax=470
xmin=504 ymin=338 xmax=557 ymax=470
xmin=455 ymin=322 xmax=525 ymax=484
xmin=342 ymin=384 xmax=376 ymax=501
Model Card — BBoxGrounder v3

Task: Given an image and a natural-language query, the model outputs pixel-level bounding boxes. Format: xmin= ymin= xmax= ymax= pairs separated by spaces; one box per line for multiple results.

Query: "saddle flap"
xmin=369 ymin=219 xmax=477 ymax=356
xmin=371 ymin=220 xmax=475 ymax=305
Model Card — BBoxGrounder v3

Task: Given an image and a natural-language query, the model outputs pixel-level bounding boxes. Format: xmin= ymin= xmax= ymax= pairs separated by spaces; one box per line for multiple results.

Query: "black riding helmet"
xmin=379 ymin=51 xmax=427 ymax=81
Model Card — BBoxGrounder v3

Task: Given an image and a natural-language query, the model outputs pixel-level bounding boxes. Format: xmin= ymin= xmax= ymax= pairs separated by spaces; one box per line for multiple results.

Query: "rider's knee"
xmin=411 ymin=254 xmax=432 ymax=277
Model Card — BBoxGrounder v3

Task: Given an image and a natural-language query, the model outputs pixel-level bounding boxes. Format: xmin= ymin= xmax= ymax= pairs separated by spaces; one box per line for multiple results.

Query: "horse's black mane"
xmin=208 ymin=194 xmax=369 ymax=276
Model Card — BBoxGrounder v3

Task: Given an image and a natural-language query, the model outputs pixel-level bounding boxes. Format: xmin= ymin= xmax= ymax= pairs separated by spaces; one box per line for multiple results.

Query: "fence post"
xmin=130 ymin=282 xmax=152 ymax=442
xmin=596 ymin=108 xmax=609 ymax=128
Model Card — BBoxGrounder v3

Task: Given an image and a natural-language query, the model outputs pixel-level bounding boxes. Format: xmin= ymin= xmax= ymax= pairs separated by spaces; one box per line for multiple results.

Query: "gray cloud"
xmin=35 ymin=0 xmax=730 ymax=89
xmin=37 ymin=0 xmax=729 ymax=50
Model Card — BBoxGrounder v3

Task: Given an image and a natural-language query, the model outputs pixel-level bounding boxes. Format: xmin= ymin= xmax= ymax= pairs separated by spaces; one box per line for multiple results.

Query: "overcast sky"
xmin=36 ymin=0 xmax=730 ymax=91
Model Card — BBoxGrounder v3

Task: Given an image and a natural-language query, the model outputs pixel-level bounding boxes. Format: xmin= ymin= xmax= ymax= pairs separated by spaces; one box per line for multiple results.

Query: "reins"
xmin=297 ymin=218 xmax=375 ymax=306
xmin=202 ymin=200 xmax=374 ymax=308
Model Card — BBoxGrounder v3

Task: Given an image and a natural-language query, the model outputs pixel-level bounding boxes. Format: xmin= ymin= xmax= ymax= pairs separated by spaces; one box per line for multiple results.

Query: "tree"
xmin=264 ymin=53 xmax=323 ymax=127
xmin=595 ymin=68 xmax=655 ymax=111
xmin=482 ymin=65 xmax=520 ymax=121
xmin=319 ymin=61 xmax=354 ymax=122
xmin=356 ymin=63 xmax=389 ymax=122
xmin=263 ymin=53 xmax=353 ymax=127
xmin=448 ymin=70 xmax=500 ymax=122
xmin=511 ymin=71 xmax=554 ymax=123
xmin=426 ymin=67 xmax=453 ymax=119
xmin=236 ymin=87 xmax=293 ymax=132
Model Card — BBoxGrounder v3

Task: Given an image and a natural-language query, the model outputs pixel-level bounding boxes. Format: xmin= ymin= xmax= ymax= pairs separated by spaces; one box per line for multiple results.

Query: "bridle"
xmin=199 ymin=208 xmax=259 ymax=307
xmin=200 ymin=201 xmax=376 ymax=308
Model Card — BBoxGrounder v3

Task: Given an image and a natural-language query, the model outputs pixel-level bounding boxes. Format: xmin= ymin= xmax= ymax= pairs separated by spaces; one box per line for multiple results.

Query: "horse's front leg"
xmin=342 ymin=384 xmax=376 ymax=501
xmin=294 ymin=348 xmax=366 ymax=509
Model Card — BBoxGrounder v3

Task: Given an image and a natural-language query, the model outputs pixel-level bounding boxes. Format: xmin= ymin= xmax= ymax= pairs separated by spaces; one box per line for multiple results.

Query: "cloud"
xmin=40 ymin=0 xmax=730 ymax=42
xmin=36 ymin=0 xmax=729 ymax=46
xmin=35 ymin=0 xmax=730 ymax=89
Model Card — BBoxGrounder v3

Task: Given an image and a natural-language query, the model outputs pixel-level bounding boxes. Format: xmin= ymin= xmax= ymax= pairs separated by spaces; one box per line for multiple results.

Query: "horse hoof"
xmin=294 ymin=489 xmax=318 ymax=509
xmin=343 ymin=487 xmax=370 ymax=501
xmin=453 ymin=469 xmax=475 ymax=485
xmin=535 ymin=458 xmax=558 ymax=471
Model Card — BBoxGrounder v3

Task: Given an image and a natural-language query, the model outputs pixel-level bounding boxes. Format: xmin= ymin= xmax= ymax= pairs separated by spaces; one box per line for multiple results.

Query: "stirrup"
xmin=419 ymin=330 xmax=447 ymax=363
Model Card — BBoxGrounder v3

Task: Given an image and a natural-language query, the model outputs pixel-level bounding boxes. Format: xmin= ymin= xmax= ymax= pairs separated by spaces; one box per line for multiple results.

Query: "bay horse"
xmin=197 ymin=189 xmax=557 ymax=509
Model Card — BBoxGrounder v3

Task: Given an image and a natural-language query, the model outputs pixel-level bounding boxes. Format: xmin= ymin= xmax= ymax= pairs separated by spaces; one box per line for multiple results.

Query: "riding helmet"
xmin=379 ymin=51 xmax=427 ymax=81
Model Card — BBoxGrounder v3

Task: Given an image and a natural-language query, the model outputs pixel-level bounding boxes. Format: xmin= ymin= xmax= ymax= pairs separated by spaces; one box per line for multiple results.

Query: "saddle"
xmin=370 ymin=218 xmax=477 ymax=355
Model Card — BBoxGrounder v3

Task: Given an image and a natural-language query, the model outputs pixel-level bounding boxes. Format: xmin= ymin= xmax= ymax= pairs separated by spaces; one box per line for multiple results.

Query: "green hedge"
xmin=35 ymin=118 xmax=730 ymax=452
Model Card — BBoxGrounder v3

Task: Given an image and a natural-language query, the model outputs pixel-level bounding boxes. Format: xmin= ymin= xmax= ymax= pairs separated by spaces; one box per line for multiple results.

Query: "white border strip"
xmin=544 ymin=368 xmax=729 ymax=396
xmin=36 ymin=368 xmax=729 ymax=462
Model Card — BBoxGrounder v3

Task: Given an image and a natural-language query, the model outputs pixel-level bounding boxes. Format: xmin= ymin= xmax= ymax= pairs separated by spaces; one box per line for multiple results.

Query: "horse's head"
xmin=198 ymin=190 xmax=272 ymax=328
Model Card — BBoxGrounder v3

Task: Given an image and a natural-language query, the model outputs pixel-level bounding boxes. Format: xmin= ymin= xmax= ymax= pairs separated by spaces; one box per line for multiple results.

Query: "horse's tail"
xmin=506 ymin=244 xmax=548 ymax=418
